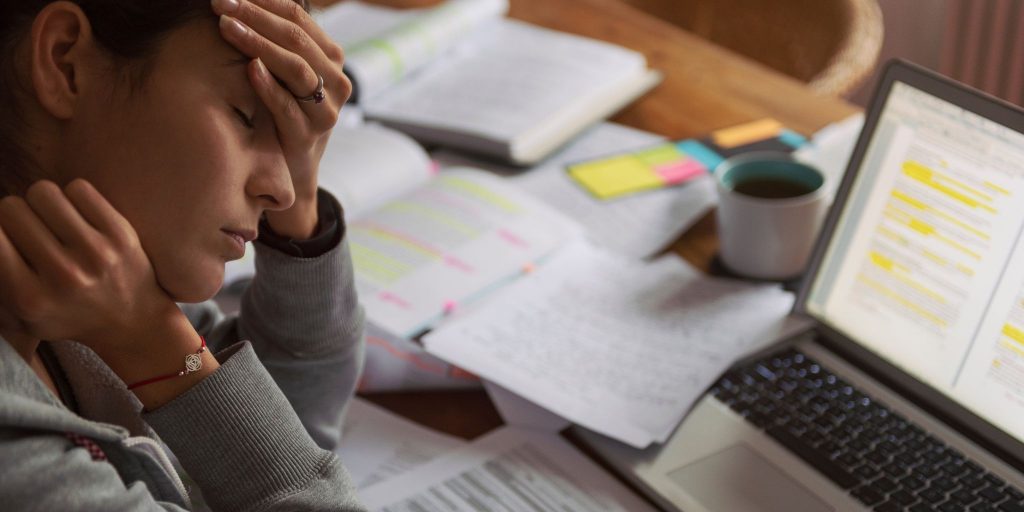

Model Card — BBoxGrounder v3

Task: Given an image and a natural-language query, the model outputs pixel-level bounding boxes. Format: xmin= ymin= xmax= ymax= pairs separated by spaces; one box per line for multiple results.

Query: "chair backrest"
xmin=619 ymin=0 xmax=884 ymax=97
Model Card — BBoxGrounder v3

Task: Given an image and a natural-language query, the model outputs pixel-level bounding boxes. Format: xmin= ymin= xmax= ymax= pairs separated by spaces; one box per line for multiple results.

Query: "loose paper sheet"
xmin=424 ymin=241 xmax=796 ymax=447
xmin=483 ymin=380 xmax=570 ymax=432
xmin=337 ymin=398 xmax=467 ymax=490
xmin=359 ymin=426 xmax=657 ymax=511
xmin=434 ymin=122 xmax=717 ymax=259
xmin=359 ymin=321 xmax=481 ymax=392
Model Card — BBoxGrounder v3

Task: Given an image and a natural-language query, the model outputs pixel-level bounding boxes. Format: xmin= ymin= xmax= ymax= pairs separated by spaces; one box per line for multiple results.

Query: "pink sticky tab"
xmin=655 ymin=159 xmax=707 ymax=185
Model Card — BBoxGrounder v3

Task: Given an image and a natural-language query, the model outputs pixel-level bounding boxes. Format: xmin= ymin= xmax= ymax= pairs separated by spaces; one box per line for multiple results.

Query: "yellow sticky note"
xmin=568 ymin=156 xmax=663 ymax=199
xmin=635 ymin=144 xmax=683 ymax=166
xmin=711 ymin=118 xmax=783 ymax=149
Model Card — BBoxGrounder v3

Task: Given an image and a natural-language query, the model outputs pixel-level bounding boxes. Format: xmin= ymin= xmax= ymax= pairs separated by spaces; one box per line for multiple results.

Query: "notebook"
xmin=317 ymin=0 xmax=660 ymax=165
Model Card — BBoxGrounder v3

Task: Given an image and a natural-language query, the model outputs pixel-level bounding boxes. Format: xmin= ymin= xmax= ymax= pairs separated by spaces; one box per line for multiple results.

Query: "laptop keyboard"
xmin=709 ymin=349 xmax=1024 ymax=511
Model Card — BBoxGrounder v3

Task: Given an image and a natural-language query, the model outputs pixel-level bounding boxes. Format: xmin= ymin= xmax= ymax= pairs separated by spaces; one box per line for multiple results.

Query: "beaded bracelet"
xmin=126 ymin=336 xmax=207 ymax=390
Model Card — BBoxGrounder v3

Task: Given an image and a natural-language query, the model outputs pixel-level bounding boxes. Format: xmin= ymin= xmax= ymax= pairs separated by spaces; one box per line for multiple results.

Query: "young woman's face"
xmin=59 ymin=19 xmax=295 ymax=303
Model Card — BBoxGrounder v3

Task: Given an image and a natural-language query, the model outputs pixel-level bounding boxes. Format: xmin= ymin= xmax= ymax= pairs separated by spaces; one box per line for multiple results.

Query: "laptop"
xmin=577 ymin=60 xmax=1024 ymax=512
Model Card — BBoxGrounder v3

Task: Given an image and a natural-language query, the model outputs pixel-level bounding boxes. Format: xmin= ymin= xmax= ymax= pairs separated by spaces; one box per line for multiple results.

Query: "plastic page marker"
xmin=655 ymin=159 xmax=707 ymax=185
xmin=676 ymin=140 xmax=724 ymax=171
xmin=711 ymin=118 xmax=783 ymax=149
xmin=779 ymin=129 xmax=808 ymax=148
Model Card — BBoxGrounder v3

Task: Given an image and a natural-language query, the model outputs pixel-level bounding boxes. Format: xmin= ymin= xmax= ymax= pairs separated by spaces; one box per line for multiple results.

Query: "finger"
xmin=62 ymin=179 xmax=136 ymax=247
xmin=0 ymin=223 xmax=40 ymax=294
xmin=0 ymin=195 xmax=75 ymax=279
xmin=219 ymin=15 xmax=319 ymax=106
xmin=23 ymin=181 xmax=101 ymax=251
xmin=241 ymin=0 xmax=345 ymax=65
xmin=219 ymin=0 xmax=334 ymax=73
xmin=218 ymin=15 xmax=349 ymax=129
xmin=249 ymin=57 xmax=313 ymax=142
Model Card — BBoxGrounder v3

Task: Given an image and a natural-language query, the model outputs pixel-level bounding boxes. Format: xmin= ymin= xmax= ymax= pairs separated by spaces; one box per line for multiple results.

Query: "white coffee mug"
xmin=715 ymin=152 xmax=830 ymax=280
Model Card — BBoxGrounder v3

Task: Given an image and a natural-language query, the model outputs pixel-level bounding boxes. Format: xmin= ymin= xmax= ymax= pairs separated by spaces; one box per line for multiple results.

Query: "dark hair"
xmin=0 ymin=0 xmax=310 ymax=195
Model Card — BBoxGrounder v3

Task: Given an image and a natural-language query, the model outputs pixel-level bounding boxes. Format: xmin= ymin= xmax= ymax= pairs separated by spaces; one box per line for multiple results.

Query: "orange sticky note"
xmin=711 ymin=118 xmax=784 ymax=149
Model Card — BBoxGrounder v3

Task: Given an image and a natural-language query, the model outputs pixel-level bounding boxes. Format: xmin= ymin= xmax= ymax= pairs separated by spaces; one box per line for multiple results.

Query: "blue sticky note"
xmin=779 ymin=129 xmax=808 ymax=149
xmin=676 ymin=140 xmax=724 ymax=172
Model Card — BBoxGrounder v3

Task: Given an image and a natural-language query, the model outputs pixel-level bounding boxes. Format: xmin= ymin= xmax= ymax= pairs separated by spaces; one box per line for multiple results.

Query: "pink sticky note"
xmin=655 ymin=159 xmax=707 ymax=185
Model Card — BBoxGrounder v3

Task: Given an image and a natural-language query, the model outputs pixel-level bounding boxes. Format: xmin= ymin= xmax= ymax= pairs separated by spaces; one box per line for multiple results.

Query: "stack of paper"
xmin=424 ymin=241 xmax=800 ymax=448
xmin=336 ymin=398 xmax=467 ymax=490
xmin=360 ymin=427 xmax=657 ymax=511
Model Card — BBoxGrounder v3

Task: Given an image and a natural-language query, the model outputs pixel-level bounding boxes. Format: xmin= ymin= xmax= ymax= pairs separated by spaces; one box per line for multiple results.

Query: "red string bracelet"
xmin=126 ymin=336 xmax=207 ymax=391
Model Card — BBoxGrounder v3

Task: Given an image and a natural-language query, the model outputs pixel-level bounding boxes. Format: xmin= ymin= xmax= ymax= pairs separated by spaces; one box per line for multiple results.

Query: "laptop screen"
xmin=805 ymin=80 xmax=1024 ymax=445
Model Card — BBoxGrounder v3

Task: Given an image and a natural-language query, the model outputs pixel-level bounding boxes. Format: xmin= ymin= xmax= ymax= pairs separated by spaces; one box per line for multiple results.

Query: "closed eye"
xmin=233 ymin=106 xmax=255 ymax=129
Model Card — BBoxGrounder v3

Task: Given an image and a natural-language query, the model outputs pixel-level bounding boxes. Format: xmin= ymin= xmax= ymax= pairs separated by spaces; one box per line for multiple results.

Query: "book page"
xmin=360 ymin=427 xmax=657 ymax=511
xmin=351 ymin=167 xmax=583 ymax=337
xmin=359 ymin=320 xmax=482 ymax=392
xmin=424 ymin=241 xmax=798 ymax=448
xmin=336 ymin=398 xmax=467 ymax=490
xmin=435 ymin=122 xmax=717 ymax=258
xmin=362 ymin=19 xmax=648 ymax=146
xmin=220 ymin=124 xmax=432 ymax=286
xmin=319 ymin=0 xmax=509 ymax=101
xmin=319 ymin=125 xmax=434 ymax=218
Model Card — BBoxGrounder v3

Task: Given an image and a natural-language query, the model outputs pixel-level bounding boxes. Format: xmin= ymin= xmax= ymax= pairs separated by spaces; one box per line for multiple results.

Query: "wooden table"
xmin=316 ymin=0 xmax=860 ymax=439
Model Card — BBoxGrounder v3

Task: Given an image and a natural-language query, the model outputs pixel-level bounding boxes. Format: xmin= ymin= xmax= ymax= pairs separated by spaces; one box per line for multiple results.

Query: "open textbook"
xmin=225 ymin=121 xmax=715 ymax=339
xmin=317 ymin=0 xmax=661 ymax=164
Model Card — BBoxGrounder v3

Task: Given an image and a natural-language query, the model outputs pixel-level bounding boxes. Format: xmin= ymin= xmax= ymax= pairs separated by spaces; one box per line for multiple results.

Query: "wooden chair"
xmin=618 ymin=0 xmax=884 ymax=97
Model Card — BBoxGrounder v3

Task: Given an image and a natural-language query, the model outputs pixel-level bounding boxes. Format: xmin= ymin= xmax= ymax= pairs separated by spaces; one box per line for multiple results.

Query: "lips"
xmin=222 ymin=228 xmax=258 ymax=243
xmin=221 ymin=228 xmax=257 ymax=259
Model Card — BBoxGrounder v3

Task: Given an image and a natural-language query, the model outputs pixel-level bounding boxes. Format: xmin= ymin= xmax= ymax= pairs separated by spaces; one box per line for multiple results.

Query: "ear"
xmin=28 ymin=1 xmax=98 ymax=120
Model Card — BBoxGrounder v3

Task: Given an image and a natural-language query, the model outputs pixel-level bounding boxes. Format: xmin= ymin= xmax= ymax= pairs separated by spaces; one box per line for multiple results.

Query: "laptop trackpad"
xmin=667 ymin=444 xmax=833 ymax=512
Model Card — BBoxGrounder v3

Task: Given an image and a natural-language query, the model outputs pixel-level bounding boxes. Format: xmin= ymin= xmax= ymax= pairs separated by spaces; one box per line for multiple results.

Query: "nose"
xmin=246 ymin=154 xmax=295 ymax=212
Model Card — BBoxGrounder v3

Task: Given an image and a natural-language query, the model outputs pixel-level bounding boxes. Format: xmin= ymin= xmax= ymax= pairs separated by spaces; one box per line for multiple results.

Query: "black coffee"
xmin=733 ymin=178 xmax=814 ymax=199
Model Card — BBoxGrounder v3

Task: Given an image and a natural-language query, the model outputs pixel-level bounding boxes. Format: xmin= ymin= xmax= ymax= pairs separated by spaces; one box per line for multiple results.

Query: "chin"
xmin=156 ymin=266 xmax=225 ymax=304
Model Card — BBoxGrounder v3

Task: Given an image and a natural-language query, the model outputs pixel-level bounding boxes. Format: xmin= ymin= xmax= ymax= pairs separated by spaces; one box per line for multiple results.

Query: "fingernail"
xmin=254 ymin=58 xmax=270 ymax=80
xmin=220 ymin=15 xmax=247 ymax=38
xmin=212 ymin=0 xmax=240 ymax=13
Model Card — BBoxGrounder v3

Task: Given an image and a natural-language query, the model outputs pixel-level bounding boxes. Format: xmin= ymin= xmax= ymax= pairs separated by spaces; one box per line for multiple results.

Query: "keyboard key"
xmin=853 ymin=485 xmax=886 ymax=506
xmin=910 ymin=504 xmax=937 ymax=512
xmin=854 ymin=464 xmax=879 ymax=482
xmin=890 ymin=489 xmax=917 ymax=506
xmin=1005 ymin=487 xmax=1024 ymax=501
xmin=939 ymin=501 xmax=963 ymax=512
xmin=950 ymin=488 xmax=979 ymax=505
xmin=978 ymin=485 xmax=1007 ymax=503
xmin=873 ymin=476 xmax=899 ymax=494
xmin=874 ymin=500 xmax=902 ymax=512
xmin=999 ymin=502 xmax=1024 ymax=512
xmin=766 ymin=426 xmax=860 ymax=489
xmin=918 ymin=486 xmax=948 ymax=504
xmin=901 ymin=475 xmax=928 ymax=492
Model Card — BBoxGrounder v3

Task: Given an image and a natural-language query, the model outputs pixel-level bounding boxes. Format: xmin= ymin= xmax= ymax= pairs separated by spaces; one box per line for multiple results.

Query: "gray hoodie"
xmin=0 ymin=216 xmax=367 ymax=510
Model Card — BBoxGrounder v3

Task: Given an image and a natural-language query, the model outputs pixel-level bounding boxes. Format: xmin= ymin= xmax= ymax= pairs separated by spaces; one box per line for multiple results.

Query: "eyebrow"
xmin=223 ymin=55 xmax=251 ymax=67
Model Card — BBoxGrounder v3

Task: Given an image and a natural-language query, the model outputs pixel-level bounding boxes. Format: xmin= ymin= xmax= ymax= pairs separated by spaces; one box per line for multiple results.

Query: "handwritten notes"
xmin=424 ymin=241 xmax=797 ymax=448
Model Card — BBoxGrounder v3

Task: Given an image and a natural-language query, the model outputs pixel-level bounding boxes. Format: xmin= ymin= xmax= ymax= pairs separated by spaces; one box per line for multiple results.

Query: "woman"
xmin=0 ymin=0 xmax=366 ymax=510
